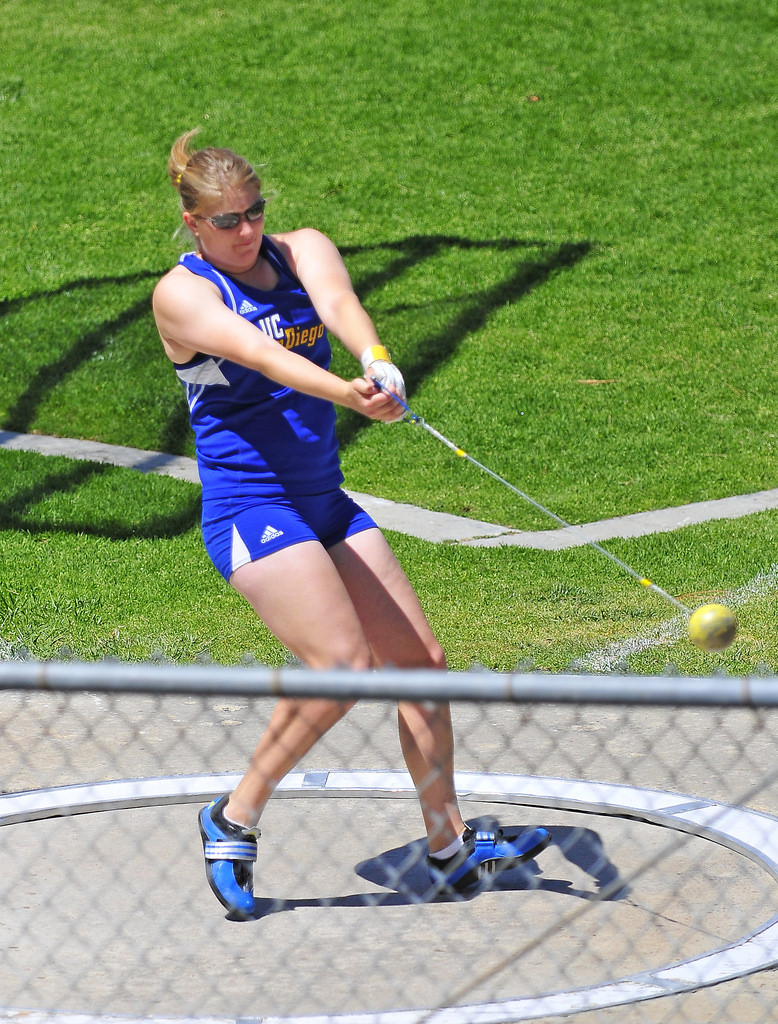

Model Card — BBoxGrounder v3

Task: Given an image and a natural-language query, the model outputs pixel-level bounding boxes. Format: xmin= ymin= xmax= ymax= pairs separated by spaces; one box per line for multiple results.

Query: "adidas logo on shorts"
xmin=260 ymin=525 xmax=284 ymax=544
xmin=239 ymin=299 xmax=258 ymax=315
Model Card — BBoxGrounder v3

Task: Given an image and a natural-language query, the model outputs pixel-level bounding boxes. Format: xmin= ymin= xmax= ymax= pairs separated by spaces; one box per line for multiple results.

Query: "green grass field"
xmin=1 ymin=0 xmax=776 ymax=673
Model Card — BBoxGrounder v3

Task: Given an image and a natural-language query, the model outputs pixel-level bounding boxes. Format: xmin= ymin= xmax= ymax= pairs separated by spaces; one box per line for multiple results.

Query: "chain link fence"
xmin=2 ymin=661 xmax=778 ymax=1024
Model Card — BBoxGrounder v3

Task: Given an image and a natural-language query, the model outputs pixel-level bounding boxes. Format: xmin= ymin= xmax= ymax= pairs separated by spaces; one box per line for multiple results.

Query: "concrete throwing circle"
xmin=2 ymin=770 xmax=778 ymax=1024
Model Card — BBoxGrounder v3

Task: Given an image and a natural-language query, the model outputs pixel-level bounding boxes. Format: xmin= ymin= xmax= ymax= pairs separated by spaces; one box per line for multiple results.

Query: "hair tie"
xmin=175 ymin=173 xmax=182 ymax=186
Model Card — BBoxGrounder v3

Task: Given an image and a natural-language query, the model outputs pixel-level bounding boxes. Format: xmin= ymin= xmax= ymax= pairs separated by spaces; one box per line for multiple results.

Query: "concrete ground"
xmin=2 ymin=694 xmax=778 ymax=1023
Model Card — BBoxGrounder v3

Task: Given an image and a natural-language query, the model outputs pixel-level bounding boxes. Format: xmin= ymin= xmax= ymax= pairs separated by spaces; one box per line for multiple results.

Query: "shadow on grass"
xmin=2 ymin=236 xmax=593 ymax=538
xmin=1 ymin=268 xmax=194 ymax=459
xmin=0 ymin=459 xmax=201 ymax=540
xmin=336 ymin=235 xmax=593 ymax=445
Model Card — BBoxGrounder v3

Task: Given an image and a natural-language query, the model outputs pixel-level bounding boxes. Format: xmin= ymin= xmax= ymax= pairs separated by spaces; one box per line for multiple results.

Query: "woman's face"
xmin=183 ymin=184 xmax=265 ymax=275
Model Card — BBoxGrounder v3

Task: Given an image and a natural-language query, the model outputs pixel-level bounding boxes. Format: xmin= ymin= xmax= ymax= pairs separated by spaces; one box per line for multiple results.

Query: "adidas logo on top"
xmin=239 ymin=299 xmax=258 ymax=315
xmin=260 ymin=525 xmax=284 ymax=544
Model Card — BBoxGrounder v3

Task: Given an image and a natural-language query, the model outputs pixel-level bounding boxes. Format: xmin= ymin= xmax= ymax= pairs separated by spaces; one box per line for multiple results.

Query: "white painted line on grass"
xmin=463 ymin=491 xmax=778 ymax=549
xmin=577 ymin=563 xmax=778 ymax=672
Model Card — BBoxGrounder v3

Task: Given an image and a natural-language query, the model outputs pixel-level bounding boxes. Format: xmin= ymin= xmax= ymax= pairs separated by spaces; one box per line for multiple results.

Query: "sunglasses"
xmin=196 ymin=197 xmax=267 ymax=230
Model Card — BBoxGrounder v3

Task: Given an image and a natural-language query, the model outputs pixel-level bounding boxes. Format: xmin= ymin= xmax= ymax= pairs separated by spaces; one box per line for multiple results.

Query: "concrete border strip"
xmin=2 ymin=430 xmax=777 ymax=547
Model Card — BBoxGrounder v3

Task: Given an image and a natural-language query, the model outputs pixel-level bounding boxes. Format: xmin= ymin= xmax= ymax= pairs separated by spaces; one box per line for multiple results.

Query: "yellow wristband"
xmin=363 ymin=344 xmax=390 ymax=363
xmin=361 ymin=345 xmax=391 ymax=372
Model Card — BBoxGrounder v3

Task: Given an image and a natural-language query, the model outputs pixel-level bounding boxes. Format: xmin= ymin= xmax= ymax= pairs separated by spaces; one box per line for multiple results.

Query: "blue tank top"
xmin=173 ymin=238 xmax=343 ymax=499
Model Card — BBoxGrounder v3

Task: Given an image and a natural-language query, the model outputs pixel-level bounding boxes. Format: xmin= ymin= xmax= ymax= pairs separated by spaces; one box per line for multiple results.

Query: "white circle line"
xmin=1 ymin=770 xmax=777 ymax=1024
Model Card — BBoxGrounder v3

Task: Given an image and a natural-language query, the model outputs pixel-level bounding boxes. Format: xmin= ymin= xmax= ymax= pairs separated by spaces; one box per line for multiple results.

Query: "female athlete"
xmin=152 ymin=129 xmax=549 ymax=916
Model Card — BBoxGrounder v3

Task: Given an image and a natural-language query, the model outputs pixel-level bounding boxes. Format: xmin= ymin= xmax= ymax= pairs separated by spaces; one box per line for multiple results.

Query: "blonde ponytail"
xmin=167 ymin=129 xmax=261 ymax=214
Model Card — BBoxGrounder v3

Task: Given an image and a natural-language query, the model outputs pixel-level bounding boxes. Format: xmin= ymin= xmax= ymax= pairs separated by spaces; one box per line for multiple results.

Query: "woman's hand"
xmin=345 ymin=377 xmax=406 ymax=422
xmin=360 ymin=346 xmax=406 ymax=402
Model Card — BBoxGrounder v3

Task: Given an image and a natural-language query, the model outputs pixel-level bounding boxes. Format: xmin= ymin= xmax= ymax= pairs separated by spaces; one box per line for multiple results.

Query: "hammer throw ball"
xmin=688 ymin=603 xmax=738 ymax=652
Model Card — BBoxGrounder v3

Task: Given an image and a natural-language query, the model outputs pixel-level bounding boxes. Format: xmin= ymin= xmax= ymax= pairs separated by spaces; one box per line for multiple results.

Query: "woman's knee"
xmin=427 ymin=640 xmax=447 ymax=672
xmin=305 ymin=637 xmax=373 ymax=671
xmin=406 ymin=639 xmax=447 ymax=672
xmin=271 ymin=697 xmax=357 ymax=735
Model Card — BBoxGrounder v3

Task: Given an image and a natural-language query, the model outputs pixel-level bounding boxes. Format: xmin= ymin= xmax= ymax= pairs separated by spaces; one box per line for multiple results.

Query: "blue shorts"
xmin=201 ymin=489 xmax=378 ymax=581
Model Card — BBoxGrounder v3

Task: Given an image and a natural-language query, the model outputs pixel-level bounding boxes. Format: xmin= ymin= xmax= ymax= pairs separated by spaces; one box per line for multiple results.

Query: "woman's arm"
xmin=276 ymin=229 xmax=406 ymax=399
xmin=276 ymin=228 xmax=383 ymax=363
xmin=152 ymin=267 xmax=401 ymax=421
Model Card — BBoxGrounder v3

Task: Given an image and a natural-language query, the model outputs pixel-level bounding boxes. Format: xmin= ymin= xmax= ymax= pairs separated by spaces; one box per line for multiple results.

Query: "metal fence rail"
xmin=2 ymin=659 xmax=778 ymax=705
xmin=2 ymin=663 xmax=778 ymax=1024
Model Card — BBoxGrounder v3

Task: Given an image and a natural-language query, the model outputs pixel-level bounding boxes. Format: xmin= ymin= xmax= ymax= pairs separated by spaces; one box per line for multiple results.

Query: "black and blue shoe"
xmin=427 ymin=825 xmax=551 ymax=893
xmin=198 ymin=795 xmax=259 ymax=918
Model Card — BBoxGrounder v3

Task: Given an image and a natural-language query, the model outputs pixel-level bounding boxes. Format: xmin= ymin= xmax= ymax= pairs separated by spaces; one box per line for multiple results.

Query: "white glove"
xmin=360 ymin=345 xmax=406 ymax=401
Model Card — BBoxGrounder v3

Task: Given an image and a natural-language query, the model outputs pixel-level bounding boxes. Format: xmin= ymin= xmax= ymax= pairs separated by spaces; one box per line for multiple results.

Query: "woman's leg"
xmin=328 ymin=533 xmax=551 ymax=888
xmin=224 ymin=540 xmax=371 ymax=826
xmin=328 ymin=528 xmax=467 ymax=852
